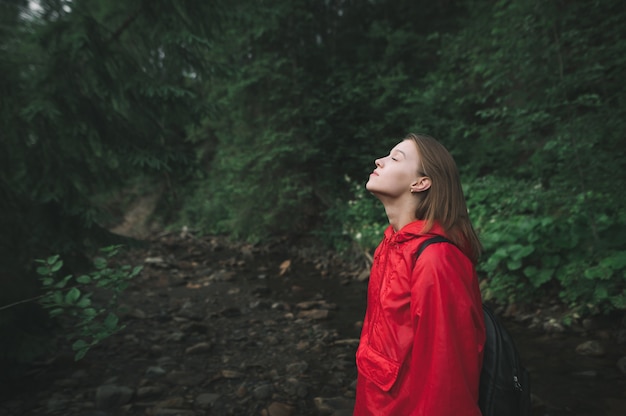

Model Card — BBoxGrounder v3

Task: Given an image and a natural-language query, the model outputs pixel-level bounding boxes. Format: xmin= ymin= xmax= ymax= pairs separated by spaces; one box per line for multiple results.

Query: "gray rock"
xmin=283 ymin=378 xmax=308 ymax=398
xmin=95 ymin=385 xmax=134 ymax=410
xmin=265 ymin=401 xmax=294 ymax=416
xmin=166 ymin=370 xmax=206 ymax=386
xmin=575 ymin=340 xmax=605 ymax=357
xmin=285 ymin=361 xmax=308 ymax=375
xmin=314 ymin=396 xmax=355 ymax=416
xmin=185 ymin=341 xmax=212 ymax=354
xmin=252 ymin=384 xmax=273 ymax=400
xmin=297 ymin=309 xmax=329 ymax=320
xmin=146 ymin=366 xmax=167 ymax=377
xmin=137 ymin=385 xmax=165 ymax=398
xmin=47 ymin=396 xmax=69 ymax=412
xmin=195 ymin=392 xmax=220 ymax=409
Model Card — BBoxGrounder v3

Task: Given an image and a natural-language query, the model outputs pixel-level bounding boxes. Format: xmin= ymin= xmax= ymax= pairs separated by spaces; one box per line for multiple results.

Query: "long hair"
xmin=406 ymin=133 xmax=482 ymax=263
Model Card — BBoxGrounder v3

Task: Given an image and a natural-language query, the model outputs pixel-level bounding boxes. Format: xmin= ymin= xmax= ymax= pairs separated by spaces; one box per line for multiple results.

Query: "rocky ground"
xmin=1 ymin=229 xmax=625 ymax=416
xmin=0 ymin=233 xmax=362 ymax=416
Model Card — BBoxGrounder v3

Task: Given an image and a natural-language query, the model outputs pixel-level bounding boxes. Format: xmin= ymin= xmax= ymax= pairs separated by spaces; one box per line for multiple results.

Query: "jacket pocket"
xmin=356 ymin=343 xmax=401 ymax=392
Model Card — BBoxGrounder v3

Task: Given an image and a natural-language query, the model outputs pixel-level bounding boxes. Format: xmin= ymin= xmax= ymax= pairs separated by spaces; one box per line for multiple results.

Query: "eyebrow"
xmin=392 ymin=149 xmax=406 ymax=157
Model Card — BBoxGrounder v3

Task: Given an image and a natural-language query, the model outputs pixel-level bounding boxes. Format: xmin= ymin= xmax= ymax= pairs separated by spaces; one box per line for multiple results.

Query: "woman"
xmin=353 ymin=133 xmax=485 ymax=415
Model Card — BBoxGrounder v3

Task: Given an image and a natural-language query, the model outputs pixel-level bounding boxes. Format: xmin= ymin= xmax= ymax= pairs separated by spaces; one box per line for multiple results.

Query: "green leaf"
xmin=506 ymin=259 xmax=522 ymax=271
xmin=72 ymin=339 xmax=89 ymax=351
xmin=65 ymin=287 xmax=81 ymax=304
xmin=130 ymin=265 xmax=143 ymax=277
xmin=93 ymin=257 xmax=107 ymax=270
xmin=36 ymin=266 xmax=50 ymax=276
xmin=54 ymin=275 xmax=73 ymax=289
xmin=104 ymin=313 xmax=119 ymax=330
xmin=76 ymin=297 xmax=92 ymax=308
xmin=600 ymin=252 xmax=626 ymax=270
xmin=47 ymin=255 xmax=60 ymax=265
xmin=76 ymin=275 xmax=92 ymax=284
xmin=51 ymin=260 xmax=63 ymax=272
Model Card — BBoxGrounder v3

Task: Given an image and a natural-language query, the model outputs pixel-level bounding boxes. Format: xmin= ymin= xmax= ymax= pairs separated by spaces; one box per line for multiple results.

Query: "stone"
xmin=575 ymin=340 xmax=605 ymax=357
xmin=155 ymin=396 xmax=185 ymax=408
xmin=195 ymin=392 xmax=220 ymax=409
xmin=184 ymin=342 xmax=212 ymax=354
xmin=220 ymin=369 xmax=244 ymax=379
xmin=137 ymin=385 xmax=165 ymax=398
xmin=297 ymin=309 xmax=329 ymax=320
xmin=95 ymin=385 xmax=134 ymax=410
xmin=542 ymin=318 xmax=565 ymax=333
xmin=46 ymin=396 xmax=68 ymax=413
xmin=146 ymin=366 xmax=167 ymax=377
xmin=314 ymin=396 xmax=355 ymax=416
xmin=266 ymin=401 xmax=294 ymax=416
xmin=283 ymin=378 xmax=308 ymax=398
xmin=166 ymin=371 xmax=206 ymax=386
xmin=252 ymin=384 xmax=273 ymax=399
xmin=285 ymin=361 xmax=308 ymax=375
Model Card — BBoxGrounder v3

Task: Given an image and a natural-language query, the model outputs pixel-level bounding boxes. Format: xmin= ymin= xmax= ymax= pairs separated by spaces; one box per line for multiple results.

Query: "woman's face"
xmin=366 ymin=139 xmax=422 ymax=198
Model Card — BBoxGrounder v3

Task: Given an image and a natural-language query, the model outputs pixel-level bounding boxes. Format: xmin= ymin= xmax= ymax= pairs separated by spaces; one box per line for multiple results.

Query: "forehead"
xmin=391 ymin=139 xmax=418 ymax=157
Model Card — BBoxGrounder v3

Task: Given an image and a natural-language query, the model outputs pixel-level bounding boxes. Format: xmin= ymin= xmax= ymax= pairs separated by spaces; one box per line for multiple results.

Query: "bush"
xmin=36 ymin=246 xmax=142 ymax=360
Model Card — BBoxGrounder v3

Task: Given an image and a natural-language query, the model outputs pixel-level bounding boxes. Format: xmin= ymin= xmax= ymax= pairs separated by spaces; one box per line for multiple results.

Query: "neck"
xmin=378 ymin=195 xmax=418 ymax=232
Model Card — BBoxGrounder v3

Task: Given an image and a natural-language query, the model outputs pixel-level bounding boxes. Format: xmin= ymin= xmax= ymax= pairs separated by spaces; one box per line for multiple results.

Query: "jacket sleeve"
xmin=409 ymin=243 xmax=484 ymax=416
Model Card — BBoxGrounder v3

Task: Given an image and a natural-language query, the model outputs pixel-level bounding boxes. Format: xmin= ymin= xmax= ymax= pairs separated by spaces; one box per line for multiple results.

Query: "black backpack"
xmin=416 ymin=236 xmax=531 ymax=416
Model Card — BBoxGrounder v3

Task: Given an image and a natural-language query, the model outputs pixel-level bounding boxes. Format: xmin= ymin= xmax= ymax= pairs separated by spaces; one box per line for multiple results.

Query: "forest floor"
xmin=0 ymin=231 xmax=364 ymax=416
xmin=0 ymin=197 xmax=625 ymax=415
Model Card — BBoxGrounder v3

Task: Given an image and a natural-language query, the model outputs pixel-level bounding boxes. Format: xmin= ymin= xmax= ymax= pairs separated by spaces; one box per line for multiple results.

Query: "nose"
xmin=375 ymin=158 xmax=383 ymax=167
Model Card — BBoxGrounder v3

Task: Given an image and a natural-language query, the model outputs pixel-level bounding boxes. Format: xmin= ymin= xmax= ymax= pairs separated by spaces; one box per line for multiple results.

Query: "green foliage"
xmin=36 ymin=245 xmax=142 ymax=360
xmin=466 ymin=175 xmax=626 ymax=313
xmin=2 ymin=0 xmax=626 ymax=319
xmin=0 ymin=0 xmax=223 ymax=364
xmin=319 ymin=176 xmax=387 ymax=253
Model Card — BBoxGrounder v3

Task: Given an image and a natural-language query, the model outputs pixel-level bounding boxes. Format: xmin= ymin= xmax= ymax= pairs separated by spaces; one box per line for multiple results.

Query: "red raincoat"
xmin=354 ymin=220 xmax=485 ymax=416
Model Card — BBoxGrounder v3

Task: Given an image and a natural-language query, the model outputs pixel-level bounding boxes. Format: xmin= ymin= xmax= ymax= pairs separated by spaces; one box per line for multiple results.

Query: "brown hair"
xmin=406 ymin=133 xmax=482 ymax=263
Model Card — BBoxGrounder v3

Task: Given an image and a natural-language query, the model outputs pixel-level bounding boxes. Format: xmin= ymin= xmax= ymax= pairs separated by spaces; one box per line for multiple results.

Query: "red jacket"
xmin=354 ymin=220 xmax=485 ymax=416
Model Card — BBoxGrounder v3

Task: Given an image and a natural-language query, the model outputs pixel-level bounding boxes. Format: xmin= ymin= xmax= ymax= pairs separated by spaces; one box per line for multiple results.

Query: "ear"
xmin=410 ymin=176 xmax=431 ymax=193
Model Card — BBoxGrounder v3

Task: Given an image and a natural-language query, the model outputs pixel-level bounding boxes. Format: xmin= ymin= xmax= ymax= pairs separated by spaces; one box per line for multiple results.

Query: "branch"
xmin=0 ymin=294 xmax=46 ymax=311
xmin=108 ymin=7 xmax=142 ymax=43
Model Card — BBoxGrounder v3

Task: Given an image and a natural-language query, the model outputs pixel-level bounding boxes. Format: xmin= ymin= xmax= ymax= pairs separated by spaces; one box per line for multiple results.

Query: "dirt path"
xmin=0 ymin=234 xmax=358 ymax=416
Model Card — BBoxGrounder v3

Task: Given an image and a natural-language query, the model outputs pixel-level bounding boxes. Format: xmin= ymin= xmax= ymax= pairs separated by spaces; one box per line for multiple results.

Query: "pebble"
xmin=314 ymin=396 xmax=355 ymax=415
xmin=184 ymin=341 xmax=212 ymax=354
xmin=252 ymin=383 xmax=273 ymax=399
xmin=146 ymin=366 xmax=167 ymax=377
xmin=95 ymin=385 xmax=134 ymax=409
xmin=195 ymin=392 xmax=221 ymax=408
xmin=297 ymin=309 xmax=330 ymax=320
xmin=264 ymin=401 xmax=294 ymax=416
xmin=575 ymin=340 xmax=606 ymax=356
xmin=137 ymin=385 xmax=165 ymax=398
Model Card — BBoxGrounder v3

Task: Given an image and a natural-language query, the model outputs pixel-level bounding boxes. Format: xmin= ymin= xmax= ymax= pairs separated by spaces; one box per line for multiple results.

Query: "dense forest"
xmin=1 ymin=0 xmax=625 ymax=365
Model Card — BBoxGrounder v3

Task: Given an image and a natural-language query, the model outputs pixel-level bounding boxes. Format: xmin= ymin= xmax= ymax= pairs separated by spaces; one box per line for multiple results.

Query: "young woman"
xmin=353 ymin=133 xmax=486 ymax=415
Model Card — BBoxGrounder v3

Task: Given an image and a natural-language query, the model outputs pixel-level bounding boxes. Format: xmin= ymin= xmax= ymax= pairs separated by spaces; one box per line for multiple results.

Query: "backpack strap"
xmin=415 ymin=235 xmax=455 ymax=259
